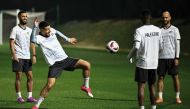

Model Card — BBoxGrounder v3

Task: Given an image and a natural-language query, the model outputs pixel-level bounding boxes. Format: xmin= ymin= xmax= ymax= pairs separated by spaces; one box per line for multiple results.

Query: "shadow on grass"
xmin=64 ymin=96 xmax=136 ymax=102
xmin=0 ymin=100 xmax=47 ymax=109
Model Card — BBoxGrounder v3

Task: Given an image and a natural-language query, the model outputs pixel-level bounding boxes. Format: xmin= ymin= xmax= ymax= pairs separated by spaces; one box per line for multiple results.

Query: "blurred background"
xmin=0 ymin=1 xmax=190 ymax=109
xmin=0 ymin=0 xmax=190 ymax=53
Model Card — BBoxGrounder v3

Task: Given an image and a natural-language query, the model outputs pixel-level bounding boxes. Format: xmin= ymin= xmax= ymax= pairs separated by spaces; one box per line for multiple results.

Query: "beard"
xmin=20 ymin=19 xmax=27 ymax=25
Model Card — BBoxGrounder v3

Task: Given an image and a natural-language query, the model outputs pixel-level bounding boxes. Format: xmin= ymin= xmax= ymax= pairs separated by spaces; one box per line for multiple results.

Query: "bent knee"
xmin=84 ymin=61 xmax=91 ymax=70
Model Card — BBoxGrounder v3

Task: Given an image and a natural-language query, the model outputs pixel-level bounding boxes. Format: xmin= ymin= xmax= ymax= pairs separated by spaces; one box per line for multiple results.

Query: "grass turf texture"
xmin=0 ymin=44 xmax=189 ymax=109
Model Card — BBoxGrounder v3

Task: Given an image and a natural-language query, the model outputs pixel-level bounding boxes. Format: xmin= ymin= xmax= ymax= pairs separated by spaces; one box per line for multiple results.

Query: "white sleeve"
xmin=174 ymin=28 xmax=180 ymax=58
xmin=175 ymin=28 xmax=181 ymax=40
xmin=10 ymin=28 xmax=16 ymax=40
xmin=134 ymin=29 xmax=141 ymax=49
xmin=55 ymin=30 xmax=70 ymax=42
xmin=175 ymin=40 xmax=180 ymax=58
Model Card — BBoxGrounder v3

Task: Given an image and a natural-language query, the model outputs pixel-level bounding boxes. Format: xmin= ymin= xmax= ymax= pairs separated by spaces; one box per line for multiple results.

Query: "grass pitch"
xmin=0 ymin=44 xmax=189 ymax=109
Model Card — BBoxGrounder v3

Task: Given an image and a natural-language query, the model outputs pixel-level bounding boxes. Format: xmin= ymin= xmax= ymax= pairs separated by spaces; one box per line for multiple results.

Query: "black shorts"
xmin=135 ymin=67 xmax=156 ymax=84
xmin=48 ymin=57 xmax=79 ymax=78
xmin=12 ymin=59 xmax=32 ymax=72
xmin=157 ymin=59 xmax=179 ymax=76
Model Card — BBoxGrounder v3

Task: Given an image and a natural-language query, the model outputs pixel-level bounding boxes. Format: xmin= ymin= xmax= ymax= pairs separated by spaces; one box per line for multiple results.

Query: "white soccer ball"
xmin=106 ymin=40 xmax=119 ymax=53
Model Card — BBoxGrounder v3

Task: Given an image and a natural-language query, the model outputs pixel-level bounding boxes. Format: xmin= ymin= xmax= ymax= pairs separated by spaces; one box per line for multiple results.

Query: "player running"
xmin=30 ymin=20 xmax=93 ymax=109
xmin=127 ymin=10 xmax=162 ymax=109
xmin=9 ymin=10 xmax=37 ymax=103
xmin=156 ymin=11 xmax=182 ymax=104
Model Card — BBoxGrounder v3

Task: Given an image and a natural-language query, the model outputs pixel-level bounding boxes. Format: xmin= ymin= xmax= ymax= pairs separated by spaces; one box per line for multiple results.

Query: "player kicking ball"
xmin=31 ymin=19 xmax=93 ymax=109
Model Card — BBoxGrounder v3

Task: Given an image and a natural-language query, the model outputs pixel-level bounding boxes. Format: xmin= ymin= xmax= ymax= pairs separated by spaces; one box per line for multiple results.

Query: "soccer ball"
xmin=106 ymin=40 xmax=119 ymax=53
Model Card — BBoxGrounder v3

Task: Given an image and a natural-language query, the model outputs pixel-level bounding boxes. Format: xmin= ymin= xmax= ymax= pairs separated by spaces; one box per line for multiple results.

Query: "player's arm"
xmin=30 ymin=42 xmax=36 ymax=64
xmin=56 ymin=30 xmax=77 ymax=45
xmin=10 ymin=28 xmax=19 ymax=62
xmin=127 ymin=29 xmax=141 ymax=63
xmin=174 ymin=28 xmax=181 ymax=66
xmin=30 ymin=18 xmax=38 ymax=44
xmin=127 ymin=41 xmax=140 ymax=63
xmin=30 ymin=18 xmax=39 ymax=64
xmin=10 ymin=39 xmax=18 ymax=62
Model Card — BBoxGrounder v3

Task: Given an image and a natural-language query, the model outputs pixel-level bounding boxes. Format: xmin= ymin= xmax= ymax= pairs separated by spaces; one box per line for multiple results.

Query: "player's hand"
xmin=32 ymin=56 xmax=37 ymax=64
xmin=34 ymin=17 xmax=39 ymax=28
xmin=13 ymin=55 xmax=19 ymax=62
xmin=127 ymin=55 xmax=133 ymax=63
xmin=174 ymin=59 xmax=179 ymax=66
xmin=129 ymin=58 xmax=133 ymax=63
xmin=69 ymin=38 xmax=77 ymax=45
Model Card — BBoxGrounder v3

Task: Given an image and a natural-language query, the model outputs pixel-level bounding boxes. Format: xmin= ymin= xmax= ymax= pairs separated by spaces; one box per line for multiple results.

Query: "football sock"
xmin=158 ymin=92 xmax=163 ymax=99
xmin=140 ymin=106 xmax=145 ymax=109
xmin=176 ymin=92 xmax=180 ymax=98
xmin=151 ymin=105 xmax=156 ymax=109
xmin=84 ymin=77 xmax=90 ymax=88
xmin=28 ymin=92 xmax=32 ymax=98
xmin=17 ymin=92 xmax=22 ymax=98
xmin=35 ymin=96 xmax=44 ymax=108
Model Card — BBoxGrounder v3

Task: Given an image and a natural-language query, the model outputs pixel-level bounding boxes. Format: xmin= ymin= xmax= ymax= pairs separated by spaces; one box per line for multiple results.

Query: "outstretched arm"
xmin=30 ymin=18 xmax=39 ymax=44
xmin=56 ymin=30 xmax=77 ymax=44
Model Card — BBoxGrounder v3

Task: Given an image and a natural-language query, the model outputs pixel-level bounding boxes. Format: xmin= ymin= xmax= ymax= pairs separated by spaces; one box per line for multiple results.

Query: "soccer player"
xmin=9 ymin=10 xmax=37 ymax=103
xmin=127 ymin=10 xmax=162 ymax=109
xmin=156 ymin=11 xmax=182 ymax=104
xmin=30 ymin=20 xmax=93 ymax=109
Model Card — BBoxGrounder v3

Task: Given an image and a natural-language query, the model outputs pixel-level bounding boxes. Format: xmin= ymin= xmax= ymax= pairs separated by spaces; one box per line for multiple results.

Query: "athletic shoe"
xmin=17 ymin=97 xmax=25 ymax=103
xmin=176 ymin=98 xmax=182 ymax=104
xmin=81 ymin=85 xmax=94 ymax=98
xmin=156 ymin=97 xmax=163 ymax=104
xmin=31 ymin=106 xmax=38 ymax=109
xmin=27 ymin=97 xmax=37 ymax=102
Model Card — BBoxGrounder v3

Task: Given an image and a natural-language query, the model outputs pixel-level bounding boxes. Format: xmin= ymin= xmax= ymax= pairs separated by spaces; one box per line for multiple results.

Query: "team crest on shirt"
xmin=27 ymin=32 xmax=30 ymax=35
xmin=169 ymin=31 xmax=173 ymax=33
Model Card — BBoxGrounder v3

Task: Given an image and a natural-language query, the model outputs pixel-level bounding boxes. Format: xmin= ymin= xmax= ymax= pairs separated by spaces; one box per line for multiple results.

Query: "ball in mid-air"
xmin=106 ymin=40 xmax=119 ymax=53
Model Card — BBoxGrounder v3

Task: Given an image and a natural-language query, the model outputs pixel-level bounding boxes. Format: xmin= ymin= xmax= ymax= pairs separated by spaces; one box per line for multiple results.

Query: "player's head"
xmin=141 ymin=9 xmax=152 ymax=24
xmin=162 ymin=11 xmax=171 ymax=26
xmin=18 ymin=10 xmax=28 ymax=25
xmin=39 ymin=21 xmax=51 ymax=37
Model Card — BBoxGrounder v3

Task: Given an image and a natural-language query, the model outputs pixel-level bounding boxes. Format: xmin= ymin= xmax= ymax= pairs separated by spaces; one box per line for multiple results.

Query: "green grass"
xmin=0 ymin=44 xmax=190 ymax=109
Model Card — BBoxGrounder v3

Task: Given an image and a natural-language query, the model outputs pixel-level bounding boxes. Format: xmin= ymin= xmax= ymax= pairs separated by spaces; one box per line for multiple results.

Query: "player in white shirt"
xmin=31 ymin=20 xmax=93 ymax=109
xmin=127 ymin=10 xmax=162 ymax=109
xmin=156 ymin=11 xmax=182 ymax=104
xmin=9 ymin=11 xmax=37 ymax=103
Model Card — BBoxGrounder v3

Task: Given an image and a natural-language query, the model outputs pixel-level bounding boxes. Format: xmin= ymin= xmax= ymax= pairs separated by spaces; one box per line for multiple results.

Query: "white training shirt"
xmin=159 ymin=25 xmax=181 ymax=59
xmin=134 ymin=25 xmax=162 ymax=69
xmin=10 ymin=25 xmax=32 ymax=59
xmin=35 ymin=28 xmax=68 ymax=66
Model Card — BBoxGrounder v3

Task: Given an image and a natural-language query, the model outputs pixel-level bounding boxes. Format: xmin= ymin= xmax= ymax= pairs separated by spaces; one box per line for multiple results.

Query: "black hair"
xmin=141 ymin=9 xmax=151 ymax=19
xmin=18 ymin=10 xmax=27 ymax=17
xmin=39 ymin=21 xmax=50 ymax=29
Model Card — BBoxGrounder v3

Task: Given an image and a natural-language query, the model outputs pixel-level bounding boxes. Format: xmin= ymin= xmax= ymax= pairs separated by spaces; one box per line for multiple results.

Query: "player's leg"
xmin=172 ymin=74 xmax=182 ymax=104
xmin=156 ymin=75 xmax=164 ymax=103
xmin=169 ymin=59 xmax=182 ymax=104
xmin=138 ymin=82 xmax=146 ymax=109
xmin=32 ymin=78 xmax=56 ymax=109
xmin=74 ymin=59 xmax=93 ymax=97
xmin=156 ymin=59 xmax=166 ymax=104
xmin=15 ymin=72 xmax=25 ymax=103
xmin=135 ymin=67 xmax=147 ymax=109
xmin=148 ymin=69 xmax=156 ymax=109
xmin=12 ymin=59 xmax=25 ymax=103
xmin=25 ymin=71 xmax=37 ymax=102
xmin=23 ymin=59 xmax=37 ymax=102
